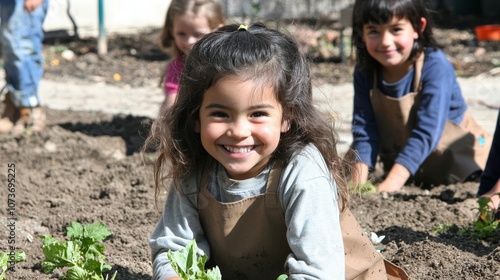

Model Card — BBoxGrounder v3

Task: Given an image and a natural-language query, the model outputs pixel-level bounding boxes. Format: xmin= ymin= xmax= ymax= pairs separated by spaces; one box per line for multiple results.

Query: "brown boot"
xmin=11 ymin=106 xmax=46 ymax=136
xmin=0 ymin=94 xmax=19 ymax=134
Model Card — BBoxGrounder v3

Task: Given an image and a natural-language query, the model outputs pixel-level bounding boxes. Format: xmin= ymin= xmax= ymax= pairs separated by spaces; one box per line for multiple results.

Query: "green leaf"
xmin=40 ymin=221 xmax=114 ymax=280
xmin=83 ymin=222 xmax=112 ymax=243
xmin=66 ymin=221 xmax=85 ymax=240
xmin=277 ymin=274 xmax=289 ymax=280
xmin=40 ymin=234 xmax=60 ymax=246
xmin=205 ymin=266 xmax=222 ymax=280
xmin=0 ymin=251 xmax=26 ymax=280
xmin=167 ymin=240 xmax=222 ymax=280
xmin=41 ymin=240 xmax=82 ymax=272
xmin=65 ymin=266 xmax=88 ymax=280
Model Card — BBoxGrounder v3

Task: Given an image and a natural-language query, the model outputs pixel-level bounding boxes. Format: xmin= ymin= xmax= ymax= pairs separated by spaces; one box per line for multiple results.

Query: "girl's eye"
xmin=251 ymin=111 xmax=268 ymax=118
xmin=364 ymin=28 xmax=379 ymax=36
xmin=210 ymin=111 xmax=228 ymax=118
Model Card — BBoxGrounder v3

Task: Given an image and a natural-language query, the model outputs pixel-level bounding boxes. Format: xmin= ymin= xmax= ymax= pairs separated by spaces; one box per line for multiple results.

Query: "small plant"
xmin=167 ymin=239 xmax=221 ymax=280
xmin=458 ymin=196 xmax=500 ymax=240
xmin=349 ymin=181 xmax=377 ymax=194
xmin=39 ymin=221 xmax=117 ymax=280
xmin=432 ymin=223 xmax=452 ymax=235
xmin=0 ymin=251 xmax=25 ymax=280
xmin=168 ymin=240 xmax=289 ymax=280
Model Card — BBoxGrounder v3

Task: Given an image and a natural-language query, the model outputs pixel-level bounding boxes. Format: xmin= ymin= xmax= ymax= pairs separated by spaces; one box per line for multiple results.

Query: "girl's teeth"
xmin=224 ymin=146 xmax=252 ymax=153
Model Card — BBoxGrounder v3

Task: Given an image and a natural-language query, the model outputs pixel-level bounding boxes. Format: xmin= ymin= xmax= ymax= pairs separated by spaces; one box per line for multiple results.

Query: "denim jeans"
xmin=0 ymin=0 xmax=48 ymax=107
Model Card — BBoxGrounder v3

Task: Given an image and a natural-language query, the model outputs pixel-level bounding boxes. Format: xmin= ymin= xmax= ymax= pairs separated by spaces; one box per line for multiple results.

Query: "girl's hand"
xmin=377 ymin=163 xmax=410 ymax=193
xmin=24 ymin=0 xmax=43 ymax=12
xmin=351 ymin=162 xmax=369 ymax=185
xmin=165 ymin=277 xmax=182 ymax=280
xmin=481 ymin=179 xmax=500 ymax=210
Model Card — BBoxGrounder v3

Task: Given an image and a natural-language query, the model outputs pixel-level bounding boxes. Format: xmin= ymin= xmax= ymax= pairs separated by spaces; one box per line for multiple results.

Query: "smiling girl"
xmin=349 ymin=0 xmax=492 ymax=193
xmin=146 ymin=23 xmax=406 ymax=280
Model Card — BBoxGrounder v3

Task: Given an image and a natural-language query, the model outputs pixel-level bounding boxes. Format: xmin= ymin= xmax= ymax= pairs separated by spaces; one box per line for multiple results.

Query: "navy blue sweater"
xmin=351 ymin=48 xmax=468 ymax=175
xmin=478 ymin=109 xmax=500 ymax=196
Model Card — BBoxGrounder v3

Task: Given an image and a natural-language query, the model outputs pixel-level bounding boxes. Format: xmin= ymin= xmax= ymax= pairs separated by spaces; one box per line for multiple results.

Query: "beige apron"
xmin=197 ymin=164 xmax=409 ymax=279
xmin=370 ymin=54 xmax=492 ymax=186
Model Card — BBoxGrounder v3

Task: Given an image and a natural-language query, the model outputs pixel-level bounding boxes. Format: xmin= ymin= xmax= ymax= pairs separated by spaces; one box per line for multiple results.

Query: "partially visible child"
xmin=349 ymin=0 xmax=492 ymax=193
xmin=478 ymin=109 xmax=500 ymax=211
xmin=159 ymin=0 xmax=224 ymax=109
xmin=146 ymin=23 xmax=407 ymax=279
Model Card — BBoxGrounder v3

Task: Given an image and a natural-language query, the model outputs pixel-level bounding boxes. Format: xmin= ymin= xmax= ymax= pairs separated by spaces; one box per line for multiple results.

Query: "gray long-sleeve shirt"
xmin=150 ymin=144 xmax=345 ymax=279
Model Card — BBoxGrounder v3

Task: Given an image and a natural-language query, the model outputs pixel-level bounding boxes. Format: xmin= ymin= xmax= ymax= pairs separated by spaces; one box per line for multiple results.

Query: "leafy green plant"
xmin=458 ymin=196 xmax=500 ymax=240
xmin=0 ymin=251 xmax=25 ymax=280
xmin=348 ymin=181 xmax=377 ymax=194
xmin=432 ymin=223 xmax=452 ymax=235
xmin=168 ymin=240 xmax=289 ymax=280
xmin=167 ymin=240 xmax=221 ymax=280
xmin=39 ymin=221 xmax=117 ymax=280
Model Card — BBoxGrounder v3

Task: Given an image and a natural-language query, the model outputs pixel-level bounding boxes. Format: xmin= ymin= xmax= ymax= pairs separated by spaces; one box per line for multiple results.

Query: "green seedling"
xmin=168 ymin=240 xmax=289 ymax=280
xmin=167 ymin=240 xmax=221 ymax=280
xmin=432 ymin=223 xmax=452 ymax=235
xmin=0 ymin=251 xmax=25 ymax=280
xmin=459 ymin=195 xmax=500 ymax=240
xmin=39 ymin=221 xmax=117 ymax=280
xmin=348 ymin=181 xmax=377 ymax=194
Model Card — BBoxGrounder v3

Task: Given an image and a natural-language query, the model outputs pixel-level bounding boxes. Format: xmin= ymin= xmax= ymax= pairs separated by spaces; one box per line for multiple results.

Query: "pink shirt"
xmin=164 ymin=57 xmax=185 ymax=96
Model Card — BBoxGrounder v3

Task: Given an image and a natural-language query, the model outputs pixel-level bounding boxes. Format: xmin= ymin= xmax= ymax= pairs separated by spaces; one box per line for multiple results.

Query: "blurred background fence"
xmin=42 ymin=0 xmax=499 ymax=38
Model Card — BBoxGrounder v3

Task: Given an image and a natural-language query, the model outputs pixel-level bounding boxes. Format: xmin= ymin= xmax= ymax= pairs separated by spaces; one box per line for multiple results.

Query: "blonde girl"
xmin=159 ymin=0 xmax=224 ymax=109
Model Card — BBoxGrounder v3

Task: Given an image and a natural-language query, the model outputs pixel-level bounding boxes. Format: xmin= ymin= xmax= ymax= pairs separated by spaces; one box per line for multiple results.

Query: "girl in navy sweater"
xmin=349 ymin=0 xmax=492 ymax=192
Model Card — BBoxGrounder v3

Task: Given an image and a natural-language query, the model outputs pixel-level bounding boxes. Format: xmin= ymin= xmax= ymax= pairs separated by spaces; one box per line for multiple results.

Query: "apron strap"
xmin=265 ymin=162 xmax=284 ymax=210
xmin=196 ymin=161 xmax=283 ymax=211
xmin=412 ymin=52 xmax=425 ymax=92
xmin=372 ymin=51 xmax=425 ymax=92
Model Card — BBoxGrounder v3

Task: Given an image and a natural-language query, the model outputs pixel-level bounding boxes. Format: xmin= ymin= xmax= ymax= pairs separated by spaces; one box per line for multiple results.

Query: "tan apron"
xmin=370 ymin=54 xmax=492 ymax=186
xmin=197 ymin=164 xmax=409 ymax=279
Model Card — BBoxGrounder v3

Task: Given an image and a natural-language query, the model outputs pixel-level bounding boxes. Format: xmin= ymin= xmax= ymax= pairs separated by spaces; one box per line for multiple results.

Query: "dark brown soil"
xmin=1 ymin=22 xmax=499 ymax=280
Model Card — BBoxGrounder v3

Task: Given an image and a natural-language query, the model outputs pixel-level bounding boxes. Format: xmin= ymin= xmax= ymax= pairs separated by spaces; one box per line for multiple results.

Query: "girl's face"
xmin=172 ymin=11 xmax=216 ymax=55
xmin=362 ymin=16 xmax=421 ymax=71
xmin=196 ymin=76 xmax=289 ymax=180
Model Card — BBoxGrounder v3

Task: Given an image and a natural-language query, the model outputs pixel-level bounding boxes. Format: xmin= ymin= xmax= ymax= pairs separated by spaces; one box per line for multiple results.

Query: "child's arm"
xmin=163 ymin=94 xmax=178 ymax=110
xmin=351 ymin=162 xmax=370 ymax=185
xmin=150 ymin=182 xmax=209 ymax=280
xmin=393 ymin=50 xmax=465 ymax=179
xmin=280 ymin=147 xmax=345 ymax=278
xmin=163 ymin=57 xmax=183 ymax=109
xmin=351 ymin=65 xmax=381 ymax=175
xmin=377 ymin=163 xmax=411 ymax=193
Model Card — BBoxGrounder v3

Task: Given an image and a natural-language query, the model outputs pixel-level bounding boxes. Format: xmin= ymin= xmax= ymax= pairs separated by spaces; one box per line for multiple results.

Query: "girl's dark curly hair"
xmin=146 ymin=23 xmax=349 ymax=210
xmin=352 ymin=0 xmax=441 ymax=74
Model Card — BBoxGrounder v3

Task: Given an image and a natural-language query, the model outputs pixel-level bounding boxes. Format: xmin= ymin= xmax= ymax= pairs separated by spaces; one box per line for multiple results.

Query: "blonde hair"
xmin=159 ymin=0 xmax=225 ymax=58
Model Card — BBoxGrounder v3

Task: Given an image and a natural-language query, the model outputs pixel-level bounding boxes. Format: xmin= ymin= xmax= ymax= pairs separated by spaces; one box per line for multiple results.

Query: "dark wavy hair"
xmin=352 ymin=0 xmax=441 ymax=74
xmin=146 ymin=23 xmax=349 ymax=210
